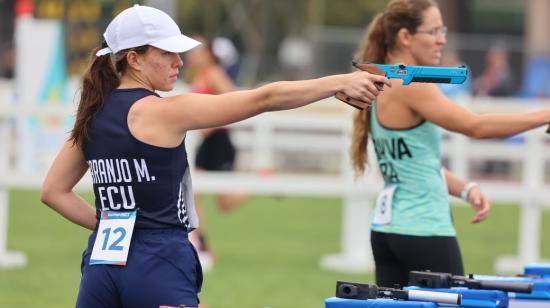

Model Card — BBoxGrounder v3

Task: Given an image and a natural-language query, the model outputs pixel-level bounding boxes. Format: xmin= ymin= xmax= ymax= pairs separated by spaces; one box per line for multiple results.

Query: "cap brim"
xmin=150 ymin=34 xmax=201 ymax=53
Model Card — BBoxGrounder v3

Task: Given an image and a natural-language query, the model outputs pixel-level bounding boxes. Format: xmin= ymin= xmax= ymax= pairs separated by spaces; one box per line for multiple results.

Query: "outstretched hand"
xmin=336 ymin=71 xmax=391 ymax=110
xmin=467 ymin=186 xmax=490 ymax=223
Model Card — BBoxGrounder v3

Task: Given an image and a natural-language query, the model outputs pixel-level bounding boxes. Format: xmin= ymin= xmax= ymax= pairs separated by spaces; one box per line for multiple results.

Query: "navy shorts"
xmin=76 ymin=228 xmax=203 ymax=308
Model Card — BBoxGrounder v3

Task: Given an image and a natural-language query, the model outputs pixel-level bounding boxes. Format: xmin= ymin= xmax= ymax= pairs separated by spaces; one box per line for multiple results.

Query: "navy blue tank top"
xmin=83 ymin=88 xmax=198 ymax=229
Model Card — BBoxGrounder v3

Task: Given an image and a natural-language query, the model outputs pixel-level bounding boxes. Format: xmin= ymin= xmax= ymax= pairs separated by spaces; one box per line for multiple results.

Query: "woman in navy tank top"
xmin=40 ymin=4 xmax=389 ymax=308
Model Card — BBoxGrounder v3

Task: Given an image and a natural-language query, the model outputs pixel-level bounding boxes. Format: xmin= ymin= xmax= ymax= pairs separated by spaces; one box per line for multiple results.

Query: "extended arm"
xmin=402 ymin=83 xmax=550 ymax=138
xmin=40 ymin=141 xmax=97 ymax=230
xmin=147 ymin=71 xmax=390 ymax=134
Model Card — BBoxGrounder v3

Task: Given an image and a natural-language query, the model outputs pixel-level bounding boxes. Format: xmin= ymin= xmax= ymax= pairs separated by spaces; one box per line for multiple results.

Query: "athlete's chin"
xmin=158 ymin=83 xmax=175 ymax=92
xmin=427 ymin=57 xmax=441 ymax=66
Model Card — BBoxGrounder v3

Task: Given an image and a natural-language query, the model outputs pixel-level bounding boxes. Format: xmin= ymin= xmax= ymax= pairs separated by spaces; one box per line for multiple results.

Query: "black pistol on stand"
xmin=336 ymin=281 xmax=462 ymax=305
xmin=408 ymin=271 xmax=533 ymax=293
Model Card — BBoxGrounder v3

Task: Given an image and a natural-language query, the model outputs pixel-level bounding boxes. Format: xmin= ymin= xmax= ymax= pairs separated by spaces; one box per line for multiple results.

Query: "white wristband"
xmin=460 ymin=182 xmax=478 ymax=201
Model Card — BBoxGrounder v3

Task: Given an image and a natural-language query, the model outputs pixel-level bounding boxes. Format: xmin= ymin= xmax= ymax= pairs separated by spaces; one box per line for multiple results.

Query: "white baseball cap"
xmin=96 ymin=5 xmax=200 ymax=56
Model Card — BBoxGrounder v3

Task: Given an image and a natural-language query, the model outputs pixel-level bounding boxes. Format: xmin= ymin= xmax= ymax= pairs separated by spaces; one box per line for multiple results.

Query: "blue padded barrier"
xmin=325 ymin=297 xmax=438 ymax=307
xmin=524 ymin=264 xmax=550 ymax=279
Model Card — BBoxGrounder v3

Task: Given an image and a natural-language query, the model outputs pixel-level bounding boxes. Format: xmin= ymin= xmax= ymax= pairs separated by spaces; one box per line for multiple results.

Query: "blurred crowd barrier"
xmin=1 ymin=81 xmax=550 ymax=272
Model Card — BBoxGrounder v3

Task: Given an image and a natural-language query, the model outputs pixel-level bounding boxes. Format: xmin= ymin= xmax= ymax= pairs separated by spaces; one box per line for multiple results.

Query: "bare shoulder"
xmin=388 ymin=82 xmax=445 ymax=106
xmin=132 ymin=93 xmax=195 ymax=112
xmin=130 ymin=94 xmax=182 ymax=123
xmin=395 ymin=82 xmax=440 ymax=98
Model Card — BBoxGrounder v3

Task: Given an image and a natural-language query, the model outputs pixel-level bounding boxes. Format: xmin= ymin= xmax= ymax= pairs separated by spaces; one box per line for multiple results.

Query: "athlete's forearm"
xmin=443 ymin=168 xmax=468 ymax=198
xmin=259 ymin=71 xmax=387 ymax=112
xmin=471 ymin=110 xmax=550 ymax=139
xmin=41 ymin=191 xmax=97 ymax=230
xmin=259 ymin=75 xmax=346 ymax=112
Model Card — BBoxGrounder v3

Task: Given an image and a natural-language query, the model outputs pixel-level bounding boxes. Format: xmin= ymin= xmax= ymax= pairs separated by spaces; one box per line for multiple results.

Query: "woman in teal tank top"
xmin=352 ymin=0 xmax=550 ymax=288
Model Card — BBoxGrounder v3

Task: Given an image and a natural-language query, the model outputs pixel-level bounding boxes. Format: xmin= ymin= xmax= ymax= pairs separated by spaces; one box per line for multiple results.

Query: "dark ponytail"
xmin=70 ymin=43 xmax=149 ymax=147
xmin=350 ymin=13 xmax=386 ymax=177
xmin=350 ymin=0 xmax=437 ymax=177
xmin=70 ymin=42 xmax=119 ymax=147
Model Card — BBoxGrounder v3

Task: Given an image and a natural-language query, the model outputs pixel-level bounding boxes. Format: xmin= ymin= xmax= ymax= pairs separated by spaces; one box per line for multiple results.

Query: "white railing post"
xmin=0 ymin=126 xmax=27 ymax=268
xmin=0 ymin=109 xmax=27 ymax=268
xmin=252 ymin=116 xmax=274 ymax=173
xmin=0 ymin=189 xmax=27 ymax=268
xmin=447 ymin=131 xmax=470 ymax=179
xmin=320 ymin=119 xmax=377 ymax=273
xmin=495 ymin=129 xmax=546 ymax=274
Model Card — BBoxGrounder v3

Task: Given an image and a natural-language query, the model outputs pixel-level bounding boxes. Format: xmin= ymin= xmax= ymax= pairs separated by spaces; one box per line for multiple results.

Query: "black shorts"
xmin=195 ymin=129 xmax=236 ymax=171
xmin=371 ymin=230 xmax=464 ymax=288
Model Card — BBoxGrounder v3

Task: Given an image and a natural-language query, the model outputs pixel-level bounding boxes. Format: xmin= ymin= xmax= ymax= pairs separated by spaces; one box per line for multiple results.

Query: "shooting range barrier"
xmin=1 ymin=96 xmax=550 ymax=274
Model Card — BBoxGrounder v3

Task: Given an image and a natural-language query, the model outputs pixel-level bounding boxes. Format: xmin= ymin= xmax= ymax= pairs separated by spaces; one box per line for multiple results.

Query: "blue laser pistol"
xmin=335 ymin=62 xmax=469 ymax=110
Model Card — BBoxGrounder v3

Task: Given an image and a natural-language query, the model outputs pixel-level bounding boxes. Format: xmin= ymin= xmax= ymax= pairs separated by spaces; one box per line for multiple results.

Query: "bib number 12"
xmin=90 ymin=210 xmax=137 ymax=266
xmin=101 ymin=227 xmax=126 ymax=251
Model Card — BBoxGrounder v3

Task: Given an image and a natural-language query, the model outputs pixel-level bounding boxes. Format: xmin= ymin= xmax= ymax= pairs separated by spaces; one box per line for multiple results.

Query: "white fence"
xmin=1 ymin=95 xmax=550 ymax=274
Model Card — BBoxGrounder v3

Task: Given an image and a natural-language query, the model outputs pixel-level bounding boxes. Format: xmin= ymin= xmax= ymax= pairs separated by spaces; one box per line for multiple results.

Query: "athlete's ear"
xmin=396 ymin=27 xmax=413 ymax=48
xmin=126 ymin=51 xmax=141 ymax=71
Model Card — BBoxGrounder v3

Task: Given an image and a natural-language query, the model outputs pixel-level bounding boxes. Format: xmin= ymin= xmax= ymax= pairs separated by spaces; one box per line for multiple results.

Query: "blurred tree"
xmin=36 ymin=0 xmax=64 ymax=19
xmin=323 ymin=0 xmax=385 ymax=27
xmin=438 ymin=0 xmax=467 ymax=32
xmin=464 ymin=0 xmax=524 ymax=34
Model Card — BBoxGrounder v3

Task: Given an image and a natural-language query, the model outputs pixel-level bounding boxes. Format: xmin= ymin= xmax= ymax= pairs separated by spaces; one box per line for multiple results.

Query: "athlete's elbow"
xmin=470 ymin=124 xmax=499 ymax=139
xmin=257 ymin=82 xmax=288 ymax=112
xmin=462 ymin=119 xmax=492 ymax=139
xmin=40 ymin=184 xmax=57 ymax=207
xmin=464 ymin=127 xmax=486 ymax=139
xmin=40 ymin=188 xmax=53 ymax=206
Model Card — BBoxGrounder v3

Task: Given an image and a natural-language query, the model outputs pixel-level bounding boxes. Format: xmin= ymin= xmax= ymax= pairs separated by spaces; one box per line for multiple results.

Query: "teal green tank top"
xmin=369 ymin=103 xmax=455 ymax=236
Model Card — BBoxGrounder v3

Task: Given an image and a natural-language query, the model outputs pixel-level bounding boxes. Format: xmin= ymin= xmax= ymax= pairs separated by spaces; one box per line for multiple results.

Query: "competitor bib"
xmin=372 ymin=184 xmax=397 ymax=226
xmin=90 ymin=210 xmax=137 ymax=266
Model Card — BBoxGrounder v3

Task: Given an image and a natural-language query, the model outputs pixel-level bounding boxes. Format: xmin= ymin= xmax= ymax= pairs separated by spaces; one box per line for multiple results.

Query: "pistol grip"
xmin=352 ymin=62 xmax=387 ymax=90
xmin=335 ymin=92 xmax=370 ymax=110
xmin=353 ymin=62 xmax=386 ymax=76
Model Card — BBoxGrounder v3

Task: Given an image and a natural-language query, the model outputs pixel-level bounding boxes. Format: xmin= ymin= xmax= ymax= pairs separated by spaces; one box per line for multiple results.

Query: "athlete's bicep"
xmin=404 ymin=84 xmax=480 ymax=135
xmin=159 ymin=90 xmax=265 ymax=132
xmin=42 ymin=141 xmax=89 ymax=195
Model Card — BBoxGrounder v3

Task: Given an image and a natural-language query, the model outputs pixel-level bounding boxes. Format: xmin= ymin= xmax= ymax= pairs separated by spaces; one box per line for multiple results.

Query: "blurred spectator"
xmin=473 ymin=46 xmax=515 ymax=97
xmin=0 ymin=41 xmax=15 ymax=79
xmin=277 ymin=35 xmax=313 ymax=80
xmin=438 ymin=49 xmax=472 ymax=100
xmin=212 ymin=36 xmax=240 ymax=82
xmin=518 ymin=56 xmax=550 ymax=98
xmin=474 ymin=46 xmax=518 ymax=179
xmin=184 ymin=35 xmax=248 ymax=271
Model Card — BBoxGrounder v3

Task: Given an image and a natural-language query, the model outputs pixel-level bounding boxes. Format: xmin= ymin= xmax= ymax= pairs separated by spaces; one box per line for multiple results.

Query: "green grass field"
xmin=1 ymin=189 xmax=549 ymax=307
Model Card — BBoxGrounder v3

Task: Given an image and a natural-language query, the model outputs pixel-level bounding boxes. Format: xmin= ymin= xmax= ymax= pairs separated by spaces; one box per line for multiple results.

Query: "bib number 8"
xmin=101 ymin=227 xmax=126 ymax=251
